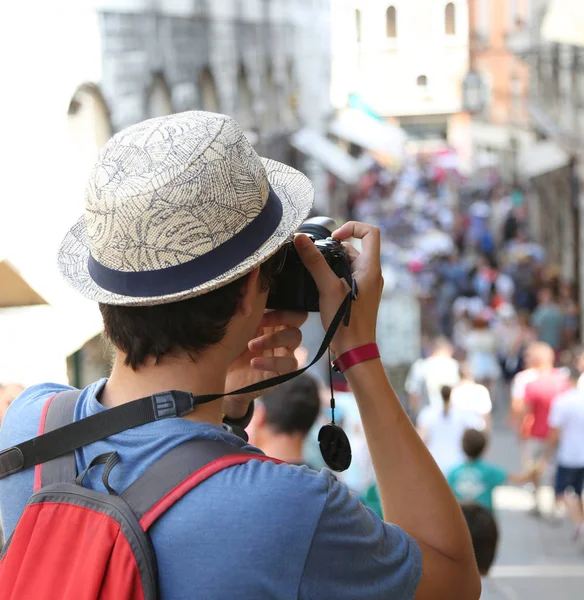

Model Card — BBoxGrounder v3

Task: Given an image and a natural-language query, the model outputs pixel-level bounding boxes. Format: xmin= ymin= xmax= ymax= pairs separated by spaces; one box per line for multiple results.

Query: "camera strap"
xmin=0 ymin=291 xmax=354 ymax=479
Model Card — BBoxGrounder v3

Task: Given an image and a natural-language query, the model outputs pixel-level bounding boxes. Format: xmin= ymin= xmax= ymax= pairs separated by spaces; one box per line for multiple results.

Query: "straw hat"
xmin=58 ymin=111 xmax=314 ymax=305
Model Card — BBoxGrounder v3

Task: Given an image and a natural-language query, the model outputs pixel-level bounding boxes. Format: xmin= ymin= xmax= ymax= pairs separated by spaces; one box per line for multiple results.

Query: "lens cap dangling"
xmin=318 ymin=423 xmax=352 ymax=471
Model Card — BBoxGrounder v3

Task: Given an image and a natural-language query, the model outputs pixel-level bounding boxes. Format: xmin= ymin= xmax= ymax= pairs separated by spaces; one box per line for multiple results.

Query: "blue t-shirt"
xmin=0 ymin=380 xmax=422 ymax=599
xmin=447 ymin=459 xmax=507 ymax=511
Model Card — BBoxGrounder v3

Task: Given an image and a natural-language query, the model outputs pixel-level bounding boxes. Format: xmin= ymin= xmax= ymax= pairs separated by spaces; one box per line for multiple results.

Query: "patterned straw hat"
xmin=58 ymin=111 xmax=314 ymax=305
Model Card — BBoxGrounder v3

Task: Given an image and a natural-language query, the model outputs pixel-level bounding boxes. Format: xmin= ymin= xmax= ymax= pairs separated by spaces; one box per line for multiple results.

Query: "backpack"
xmin=0 ymin=391 xmax=277 ymax=599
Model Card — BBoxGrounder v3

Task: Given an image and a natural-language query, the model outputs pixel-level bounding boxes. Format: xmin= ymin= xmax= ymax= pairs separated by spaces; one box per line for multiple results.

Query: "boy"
xmin=460 ymin=502 xmax=516 ymax=599
xmin=449 ymin=429 xmax=534 ymax=511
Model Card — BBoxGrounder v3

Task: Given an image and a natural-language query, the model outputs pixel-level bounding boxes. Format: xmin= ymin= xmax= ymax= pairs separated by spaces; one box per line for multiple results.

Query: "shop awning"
xmin=329 ymin=109 xmax=407 ymax=161
xmin=0 ymin=259 xmax=47 ymax=307
xmin=542 ymin=0 xmax=584 ymax=46
xmin=517 ymin=141 xmax=570 ymax=179
xmin=290 ymin=128 xmax=374 ymax=184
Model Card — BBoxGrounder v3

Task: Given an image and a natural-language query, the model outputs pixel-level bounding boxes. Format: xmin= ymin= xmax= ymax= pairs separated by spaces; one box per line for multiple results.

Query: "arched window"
xmin=417 ymin=75 xmax=428 ymax=87
xmin=386 ymin=6 xmax=397 ymax=38
xmin=67 ymin=84 xmax=112 ymax=213
xmin=147 ymin=73 xmax=172 ymax=118
xmin=445 ymin=2 xmax=456 ymax=35
xmin=236 ymin=64 xmax=255 ymax=130
xmin=199 ymin=67 xmax=220 ymax=113
xmin=355 ymin=9 xmax=362 ymax=42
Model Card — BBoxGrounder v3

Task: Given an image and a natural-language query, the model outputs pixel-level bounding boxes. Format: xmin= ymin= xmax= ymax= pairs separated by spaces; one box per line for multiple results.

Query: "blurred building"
xmin=511 ymin=0 xmax=584 ymax=337
xmin=331 ymin=0 xmax=472 ymax=165
xmin=466 ymin=0 xmax=534 ymax=179
xmin=1 ymin=0 xmax=332 ymax=385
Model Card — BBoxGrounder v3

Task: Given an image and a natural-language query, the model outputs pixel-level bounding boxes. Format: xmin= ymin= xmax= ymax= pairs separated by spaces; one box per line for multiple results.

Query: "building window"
xmin=445 ymin=2 xmax=456 ymax=36
xmin=417 ymin=75 xmax=428 ymax=87
xmin=477 ymin=0 xmax=489 ymax=43
xmin=355 ymin=9 xmax=362 ymax=42
xmin=386 ymin=6 xmax=397 ymax=38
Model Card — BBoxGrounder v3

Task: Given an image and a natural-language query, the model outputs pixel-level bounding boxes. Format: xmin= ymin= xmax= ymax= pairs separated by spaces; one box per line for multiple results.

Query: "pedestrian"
xmin=448 ymin=429 xmax=536 ymax=511
xmin=558 ymin=281 xmax=579 ymax=349
xmin=460 ymin=502 xmax=517 ymax=599
xmin=531 ymin=287 xmax=564 ymax=353
xmin=405 ymin=337 xmax=460 ymax=414
xmin=0 ymin=114 xmax=480 ymax=599
xmin=493 ymin=304 xmax=521 ymax=381
xmin=450 ymin=362 xmax=493 ymax=431
xmin=522 ymin=343 xmax=569 ymax=514
xmin=465 ymin=311 xmax=501 ymax=394
xmin=251 ymin=375 xmax=321 ymax=467
xmin=417 ymin=386 xmax=482 ymax=474
xmin=545 ymin=366 xmax=584 ymax=538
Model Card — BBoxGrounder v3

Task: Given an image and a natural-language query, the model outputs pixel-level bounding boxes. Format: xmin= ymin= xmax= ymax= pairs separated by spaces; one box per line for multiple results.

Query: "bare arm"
xmin=296 ymin=222 xmax=481 ymax=600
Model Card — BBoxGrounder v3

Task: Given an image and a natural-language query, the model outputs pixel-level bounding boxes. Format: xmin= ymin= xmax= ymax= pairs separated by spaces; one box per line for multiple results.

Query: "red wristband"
xmin=332 ymin=343 xmax=380 ymax=373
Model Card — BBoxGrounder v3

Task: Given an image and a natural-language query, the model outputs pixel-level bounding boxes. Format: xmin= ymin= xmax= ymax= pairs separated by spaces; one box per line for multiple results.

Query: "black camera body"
xmin=266 ymin=217 xmax=353 ymax=312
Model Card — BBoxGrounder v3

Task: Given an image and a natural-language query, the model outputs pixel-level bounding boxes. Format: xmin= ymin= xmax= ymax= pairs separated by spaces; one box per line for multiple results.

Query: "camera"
xmin=266 ymin=217 xmax=353 ymax=312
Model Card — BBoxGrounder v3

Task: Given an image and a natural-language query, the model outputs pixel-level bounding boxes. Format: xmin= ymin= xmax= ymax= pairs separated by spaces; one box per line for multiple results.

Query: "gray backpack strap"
xmin=39 ymin=390 xmax=81 ymax=487
xmin=120 ymin=438 xmax=275 ymax=530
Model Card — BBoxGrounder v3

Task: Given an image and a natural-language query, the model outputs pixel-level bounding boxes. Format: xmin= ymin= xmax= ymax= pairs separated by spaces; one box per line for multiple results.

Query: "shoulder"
xmin=0 ymin=382 xmax=73 ymax=447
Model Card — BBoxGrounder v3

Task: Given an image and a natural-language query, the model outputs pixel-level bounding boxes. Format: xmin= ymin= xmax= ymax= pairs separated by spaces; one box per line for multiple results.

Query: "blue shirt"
xmin=0 ymin=380 xmax=422 ymax=599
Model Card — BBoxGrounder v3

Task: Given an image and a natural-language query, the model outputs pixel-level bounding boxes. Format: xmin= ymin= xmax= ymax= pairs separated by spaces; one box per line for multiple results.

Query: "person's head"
xmin=432 ymin=337 xmax=453 ymax=358
xmin=462 ymin=428 xmax=487 ymax=461
xmin=440 ymin=385 xmax=452 ymax=416
xmin=253 ymin=375 xmax=321 ymax=450
xmin=0 ymin=383 xmax=24 ymax=423
xmin=57 ymin=112 xmax=314 ymax=373
xmin=537 ymin=286 xmax=554 ymax=305
xmin=529 ymin=342 xmax=555 ymax=370
xmin=460 ymin=502 xmax=499 ymax=576
xmin=459 ymin=362 xmax=474 ymax=382
xmin=565 ymin=364 xmax=580 ymax=387
xmin=100 ymin=260 xmax=278 ymax=370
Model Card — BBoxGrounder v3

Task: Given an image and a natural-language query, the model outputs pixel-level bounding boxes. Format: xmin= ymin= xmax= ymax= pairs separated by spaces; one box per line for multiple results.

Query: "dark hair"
xmin=441 ymin=385 xmax=452 ymax=417
xmin=261 ymin=375 xmax=321 ymax=436
xmin=566 ymin=364 xmax=581 ymax=382
xmin=460 ymin=502 xmax=499 ymax=575
xmin=100 ymin=262 xmax=275 ymax=370
xmin=462 ymin=428 xmax=487 ymax=459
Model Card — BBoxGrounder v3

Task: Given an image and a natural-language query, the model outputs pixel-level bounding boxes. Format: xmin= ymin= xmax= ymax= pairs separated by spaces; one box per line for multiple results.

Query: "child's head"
xmin=462 ymin=428 xmax=487 ymax=460
xmin=460 ymin=502 xmax=499 ymax=576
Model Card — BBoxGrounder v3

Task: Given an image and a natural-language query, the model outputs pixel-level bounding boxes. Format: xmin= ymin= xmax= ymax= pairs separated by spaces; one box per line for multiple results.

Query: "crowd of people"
xmin=246 ymin=158 xmax=584 ymax=595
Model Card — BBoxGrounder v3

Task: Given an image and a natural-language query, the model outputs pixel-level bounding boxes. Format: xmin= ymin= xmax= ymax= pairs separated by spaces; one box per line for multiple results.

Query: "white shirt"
xmin=548 ymin=387 xmax=584 ymax=467
xmin=451 ymin=382 xmax=492 ymax=429
xmin=417 ymin=405 xmax=481 ymax=474
xmin=406 ymin=356 xmax=460 ymax=409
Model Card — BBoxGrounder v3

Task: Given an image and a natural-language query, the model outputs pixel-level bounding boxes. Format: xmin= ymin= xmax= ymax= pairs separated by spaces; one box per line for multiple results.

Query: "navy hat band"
xmin=87 ymin=186 xmax=283 ymax=298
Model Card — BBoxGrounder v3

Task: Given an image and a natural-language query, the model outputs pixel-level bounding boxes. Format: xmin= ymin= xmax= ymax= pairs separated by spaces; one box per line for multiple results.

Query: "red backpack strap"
xmin=120 ymin=438 xmax=280 ymax=531
xmin=33 ymin=390 xmax=81 ymax=491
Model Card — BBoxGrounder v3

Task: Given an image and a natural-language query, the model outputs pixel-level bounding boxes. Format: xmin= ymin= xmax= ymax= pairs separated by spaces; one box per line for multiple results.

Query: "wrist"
xmin=332 ymin=343 xmax=380 ymax=373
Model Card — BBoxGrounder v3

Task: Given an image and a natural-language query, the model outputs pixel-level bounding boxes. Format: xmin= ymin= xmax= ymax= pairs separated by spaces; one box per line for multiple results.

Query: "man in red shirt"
xmin=523 ymin=343 xmax=569 ymax=515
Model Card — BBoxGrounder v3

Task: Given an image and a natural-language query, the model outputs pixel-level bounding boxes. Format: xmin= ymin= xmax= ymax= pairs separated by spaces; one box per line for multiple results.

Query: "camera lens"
xmin=297 ymin=216 xmax=337 ymax=240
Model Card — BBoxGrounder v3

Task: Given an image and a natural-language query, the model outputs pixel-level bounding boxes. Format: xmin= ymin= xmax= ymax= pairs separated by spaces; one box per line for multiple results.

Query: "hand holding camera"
xmin=294 ymin=220 xmax=384 ymax=357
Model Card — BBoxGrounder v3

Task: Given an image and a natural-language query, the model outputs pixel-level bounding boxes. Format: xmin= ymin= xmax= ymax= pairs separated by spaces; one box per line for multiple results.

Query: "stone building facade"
xmin=1 ymin=0 xmax=332 ymax=385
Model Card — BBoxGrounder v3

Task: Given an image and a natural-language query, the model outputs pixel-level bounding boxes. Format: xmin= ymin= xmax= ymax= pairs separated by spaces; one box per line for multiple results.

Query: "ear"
xmin=237 ymin=267 xmax=262 ymax=317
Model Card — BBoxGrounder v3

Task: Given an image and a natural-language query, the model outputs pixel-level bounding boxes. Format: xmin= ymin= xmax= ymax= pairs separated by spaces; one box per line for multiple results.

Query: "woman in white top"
xmin=450 ymin=362 xmax=492 ymax=431
xmin=417 ymin=385 xmax=481 ymax=475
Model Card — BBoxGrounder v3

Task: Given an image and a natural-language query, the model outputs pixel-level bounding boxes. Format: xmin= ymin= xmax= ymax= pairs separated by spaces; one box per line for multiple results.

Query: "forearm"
xmin=347 ymin=359 xmax=476 ymax=566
